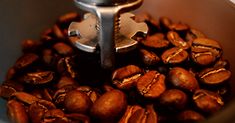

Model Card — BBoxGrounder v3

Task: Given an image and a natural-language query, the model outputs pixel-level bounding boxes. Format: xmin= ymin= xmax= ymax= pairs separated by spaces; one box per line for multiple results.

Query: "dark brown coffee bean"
xmin=12 ymin=92 xmax=39 ymax=105
xmin=128 ymin=105 xmax=157 ymax=123
xmin=159 ymin=17 xmax=172 ymax=32
xmin=199 ymin=67 xmax=231 ymax=85
xmin=141 ymin=34 xmax=170 ymax=49
xmin=64 ymin=90 xmax=92 ymax=114
xmin=53 ymin=42 xmax=74 ymax=56
xmin=22 ymin=39 xmax=41 ymax=53
xmin=22 ymin=71 xmax=54 ymax=85
xmin=53 ymin=86 xmax=75 ymax=107
xmin=168 ymin=67 xmax=199 ymax=92
xmin=14 ymin=53 xmax=39 ymax=70
xmin=191 ymin=38 xmax=222 ymax=66
xmin=186 ymin=28 xmax=206 ymax=42
xmin=53 ymin=24 xmax=65 ymax=39
xmin=0 ymin=85 xmax=17 ymax=99
xmin=29 ymin=100 xmax=56 ymax=123
xmin=177 ymin=110 xmax=205 ymax=123
xmin=159 ymin=89 xmax=188 ymax=110
xmin=7 ymin=100 xmax=29 ymax=123
xmin=169 ymin=23 xmax=189 ymax=37
xmin=193 ymin=89 xmax=224 ymax=113
xmin=139 ymin=49 xmax=160 ymax=66
xmin=57 ymin=12 xmax=80 ymax=26
xmin=112 ymin=65 xmax=142 ymax=89
xmin=167 ymin=31 xmax=190 ymax=50
xmin=76 ymin=86 xmax=99 ymax=103
xmin=57 ymin=57 xmax=78 ymax=79
xmin=43 ymin=109 xmax=69 ymax=123
xmin=119 ymin=105 xmax=143 ymax=123
xmin=90 ymin=89 xmax=127 ymax=121
xmin=137 ymin=71 xmax=166 ymax=99
xmin=57 ymin=76 xmax=78 ymax=89
xmin=161 ymin=47 xmax=188 ymax=64
xmin=65 ymin=113 xmax=90 ymax=123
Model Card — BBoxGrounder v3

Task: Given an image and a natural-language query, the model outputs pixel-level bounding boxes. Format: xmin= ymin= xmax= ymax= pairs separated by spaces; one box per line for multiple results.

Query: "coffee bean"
xmin=177 ymin=110 xmax=205 ymax=123
xmin=159 ymin=89 xmax=188 ymax=110
xmin=168 ymin=67 xmax=199 ymax=92
xmin=64 ymin=90 xmax=92 ymax=114
xmin=193 ymin=89 xmax=224 ymax=113
xmin=159 ymin=17 xmax=172 ymax=32
xmin=112 ymin=65 xmax=143 ymax=89
xmin=141 ymin=34 xmax=170 ymax=49
xmin=14 ymin=53 xmax=39 ymax=70
xmin=167 ymin=31 xmax=190 ymax=50
xmin=137 ymin=71 xmax=166 ymax=99
xmin=7 ymin=100 xmax=29 ymax=123
xmin=22 ymin=71 xmax=54 ymax=85
xmin=161 ymin=47 xmax=188 ymax=64
xmin=90 ymin=89 xmax=127 ymax=121
xmin=186 ymin=28 xmax=206 ymax=42
xmin=191 ymin=38 xmax=222 ymax=66
xmin=119 ymin=105 xmax=143 ymax=123
xmin=139 ymin=49 xmax=160 ymax=66
xmin=53 ymin=42 xmax=74 ymax=56
xmin=199 ymin=67 xmax=231 ymax=85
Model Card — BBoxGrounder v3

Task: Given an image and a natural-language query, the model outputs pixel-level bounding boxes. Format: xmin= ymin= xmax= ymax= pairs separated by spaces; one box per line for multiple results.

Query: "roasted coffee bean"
xmin=141 ymin=34 xmax=170 ymax=49
xmin=137 ymin=70 xmax=166 ymax=99
xmin=53 ymin=42 xmax=74 ymax=56
xmin=169 ymin=23 xmax=189 ymax=37
xmin=159 ymin=89 xmax=188 ymax=110
xmin=76 ymin=86 xmax=99 ymax=103
xmin=128 ymin=105 xmax=157 ymax=123
xmin=168 ymin=67 xmax=199 ymax=92
xmin=42 ymin=49 xmax=60 ymax=67
xmin=64 ymin=90 xmax=92 ymax=114
xmin=57 ymin=57 xmax=78 ymax=79
xmin=7 ymin=100 xmax=29 ymax=123
xmin=29 ymin=100 xmax=56 ymax=123
xmin=0 ymin=85 xmax=16 ymax=99
xmin=5 ymin=67 xmax=17 ymax=80
xmin=112 ymin=65 xmax=142 ymax=89
xmin=191 ymin=38 xmax=222 ymax=66
xmin=90 ymin=89 xmax=127 ymax=121
xmin=53 ymin=86 xmax=75 ymax=107
xmin=186 ymin=28 xmax=206 ymax=42
xmin=119 ymin=105 xmax=143 ymax=123
xmin=12 ymin=92 xmax=39 ymax=105
xmin=43 ymin=109 xmax=69 ymax=123
xmin=57 ymin=12 xmax=80 ymax=28
xmin=22 ymin=71 xmax=54 ymax=85
xmin=139 ymin=49 xmax=160 ymax=66
xmin=65 ymin=113 xmax=90 ymax=123
xmin=167 ymin=31 xmax=190 ymax=50
xmin=14 ymin=53 xmax=39 ymax=70
xmin=193 ymin=89 xmax=224 ymax=113
xmin=53 ymin=24 xmax=66 ymax=39
xmin=57 ymin=76 xmax=78 ymax=89
xmin=22 ymin=39 xmax=41 ymax=53
xmin=159 ymin=17 xmax=172 ymax=32
xmin=214 ymin=59 xmax=230 ymax=69
xmin=161 ymin=47 xmax=188 ymax=64
xmin=199 ymin=67 xmax=231 ymax=85
xmin=177 ymin=110 xmax=205 ymax=123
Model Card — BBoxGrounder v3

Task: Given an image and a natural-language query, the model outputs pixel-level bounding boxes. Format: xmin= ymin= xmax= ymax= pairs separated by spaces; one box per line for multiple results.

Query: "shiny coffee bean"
xmin=159 ymin=16 xmax=172 ymax=32
xmin=141 ymin=34 xmax=170 ymax=49
xmin=168 ymin=67 xmax=199 ymax=92
xmin=14 ymin=53 xmax=39 ymax=70
xmin=167 ymin=31 xmax=190 ymax=50
xmin=119 ymin=105 xmax=143 ymax=123
xmin=137 ymin=70 xmax=166 ymax=99
xmin=128 ymin=105 xmax=157 ymax=123
xmin=22 ymin=71 xmax=54 ymax=85
xmin=57 ymin=75 xmax=78 ymax=89
xmin=139 ymin=49 xmax=160 ymax=66
xmin=42 ymin=109 xmax=69 ymax=123
xmin=53 ymin=42 xmax=74 ymax=56
xmin=112 ymin=65 xmax=142 ymax=89
xmin=193 ymin=89 xmax=224 ymax=113
xmin=186 ymin=28 xmax=206 ymax=42
xmin=57 ymin=57 xmax=78 ymax=79
xmin=161 ymin=47 xmax=188 ymax=64
xmin=191 ymin=38 xmax=222 ymax=66
xmin=53 ymin=86 xmax=75 ymax=107
xmin=76 ymin=86 xmax=99 ymax=103
xmin=90 ymin=89 xmax=127 ymax=121
xmin=199 ymin=67 xmax=231 ymax=85
xmin=65 ymin=113 xmax=90 ymax=123
xmin=7 ymin=100 xmax=29 ymax=123
xmin=12 ymin=92 xmax=39 ymax=105
xmin=64 ymin=90 xmax=92 ymax=114
xmin=169 ymin=23 xmax=189 ymax=37
xmin=177 ymin=110 xmax=205 ymax=123
xmin=159 ymin=89 xmax=188 ymax=110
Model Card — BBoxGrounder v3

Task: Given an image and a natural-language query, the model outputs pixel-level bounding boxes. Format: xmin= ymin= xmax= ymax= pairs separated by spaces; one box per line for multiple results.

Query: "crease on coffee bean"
xmin=192 ymin=44 xmax=222 ymax=51
xmin=193 ymin=52 xmax=213 ymax=58
xmin=193 ymin=90 xmax=224 ymax=106
xmin=114 ymin=74 xmax=142 ymax=84
xmin=200 ymin=68 xmax=227 ymax=79
xmin=166 ymin=48 xmax=184 ymax=63
xmin=141 ymin=73 xmax=160 ymax=95
xmin=65 ymin=57 xmax=76 ymax=78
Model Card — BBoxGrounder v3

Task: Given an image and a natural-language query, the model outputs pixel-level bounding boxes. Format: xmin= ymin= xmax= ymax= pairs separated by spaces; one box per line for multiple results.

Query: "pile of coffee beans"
xmin=0 ymin=12 xmax=232 ymax=123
